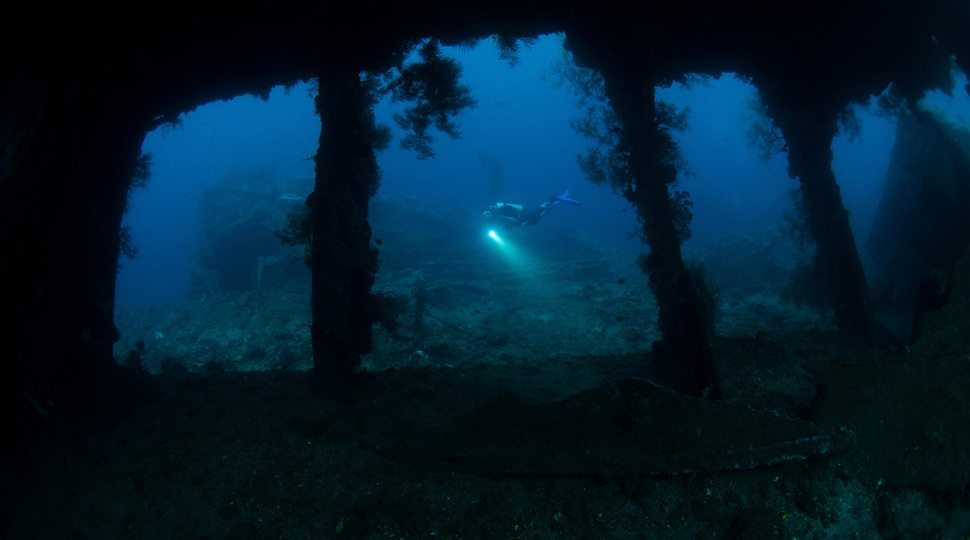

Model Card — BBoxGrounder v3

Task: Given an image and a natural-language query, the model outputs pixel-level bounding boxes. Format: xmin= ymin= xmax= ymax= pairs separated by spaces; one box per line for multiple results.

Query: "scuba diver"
xmin=482 ymin=191 xmax=581 ymax=228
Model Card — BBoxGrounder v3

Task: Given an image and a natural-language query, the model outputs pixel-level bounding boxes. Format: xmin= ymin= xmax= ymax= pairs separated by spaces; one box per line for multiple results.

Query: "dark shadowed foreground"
xmin=4 ymin=331 xmax=970 ymax=538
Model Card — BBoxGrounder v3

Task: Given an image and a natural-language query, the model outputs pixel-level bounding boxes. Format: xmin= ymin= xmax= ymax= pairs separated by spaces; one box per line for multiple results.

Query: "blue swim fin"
xmin=557 ymin=190 xmax=582 ymax=207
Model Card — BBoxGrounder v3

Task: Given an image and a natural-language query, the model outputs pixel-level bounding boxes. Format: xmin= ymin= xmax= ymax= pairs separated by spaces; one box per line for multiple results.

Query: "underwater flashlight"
xmin=487 ymin=229 xmax=504 ymax=246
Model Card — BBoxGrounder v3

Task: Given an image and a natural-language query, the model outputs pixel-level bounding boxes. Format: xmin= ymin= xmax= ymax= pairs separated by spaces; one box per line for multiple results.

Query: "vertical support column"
xmin=772 ymin=100 xmax=874 ymax=343
xmin=600 ymin=63 xmax=721 ymax=398
xmin=0 ymin=81 xmax=148 ymax=435
xmin=310 ymin=68 xmax=380 ymax=384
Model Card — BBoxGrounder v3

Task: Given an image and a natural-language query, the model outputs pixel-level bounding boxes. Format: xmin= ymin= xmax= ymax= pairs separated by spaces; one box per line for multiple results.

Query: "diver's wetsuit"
xmin=483 ymin=198 xmax=560 ymax=227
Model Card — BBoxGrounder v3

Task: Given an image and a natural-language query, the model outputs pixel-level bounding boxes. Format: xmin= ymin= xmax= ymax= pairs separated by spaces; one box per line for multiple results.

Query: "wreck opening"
xmin=364 ymin=35 xmax=657 ymax=373
xmin=114 ymin=83 xmax=320 ymax=373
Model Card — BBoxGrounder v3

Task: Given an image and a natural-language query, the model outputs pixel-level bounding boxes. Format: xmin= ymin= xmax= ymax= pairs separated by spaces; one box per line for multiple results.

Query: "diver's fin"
xmin=557 ymin=190 xmax=582 ymax=206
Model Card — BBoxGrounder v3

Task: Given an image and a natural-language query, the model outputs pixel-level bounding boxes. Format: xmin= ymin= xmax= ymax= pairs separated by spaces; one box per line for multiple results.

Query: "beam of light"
xmin=486 ymin=228 xmax=530 ymax=269
xmin=483 ymin=227 xmax=546 ymax=295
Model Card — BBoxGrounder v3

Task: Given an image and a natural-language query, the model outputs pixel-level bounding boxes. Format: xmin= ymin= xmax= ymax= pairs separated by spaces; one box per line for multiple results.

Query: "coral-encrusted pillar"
xmin=764 ymin=93 xmax=875 ymax=343
xmin=563 ymin=28 xmax=721 ymax=397
xmin=598 ymin=63 xmax=721 ymax=398
xmin=309 ymin=68 xmax=380 ymax=384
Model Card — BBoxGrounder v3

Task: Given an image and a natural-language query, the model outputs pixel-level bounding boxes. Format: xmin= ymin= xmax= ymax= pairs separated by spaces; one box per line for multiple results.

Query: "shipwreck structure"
xmin=2 ymin=1 xmax=968 ymax=437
